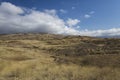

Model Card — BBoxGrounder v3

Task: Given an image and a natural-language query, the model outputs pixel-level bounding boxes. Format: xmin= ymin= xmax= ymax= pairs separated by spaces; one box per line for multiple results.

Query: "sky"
xmin=0 ymin=0 xmax=120 ymax=36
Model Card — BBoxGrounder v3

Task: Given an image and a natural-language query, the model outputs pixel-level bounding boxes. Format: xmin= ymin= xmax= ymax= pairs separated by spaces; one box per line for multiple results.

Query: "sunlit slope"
xmin=0 ymin=33 xmax=120 ymax=80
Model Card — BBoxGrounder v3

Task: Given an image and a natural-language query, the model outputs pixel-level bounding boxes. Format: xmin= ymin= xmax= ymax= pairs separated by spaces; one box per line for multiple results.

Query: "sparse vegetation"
xmin=0 ymin=33 xmax=120 ymax=80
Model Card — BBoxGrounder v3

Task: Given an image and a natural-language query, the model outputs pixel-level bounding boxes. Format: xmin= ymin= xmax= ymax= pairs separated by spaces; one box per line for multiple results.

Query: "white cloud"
xmin=72 ymin=7 xmax=75 ymax=10
xmin=0 ymin=2 xmax=24 ymax=15
xmin=90 ymin=11 xmax=95 ymax=14
xmin=0 ymin=2 xmax=120 ymax=37
xmin=79 ymin=28 xmax=120 ymax=36
xmin=84 ymin=14 xmax=91 ymax=18
xmin=60 ymin=9 xmax=67 ymax=14
xmin=0 ymin=2 xmax=79 ymax=35
xmin=66 ymin=18 xmax=80 ymax=27
xmin=76 ymin=26 xmax=80 ymax=29
xmin=84 ymin=11 xmax=95 ymax=19
xmin=44 ymin=9 xmax=57 ymax=16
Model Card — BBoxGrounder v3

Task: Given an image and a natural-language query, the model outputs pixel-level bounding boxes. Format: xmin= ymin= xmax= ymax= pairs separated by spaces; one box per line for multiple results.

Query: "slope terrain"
xmin=0 ymin=33 xmax=120 ymax=80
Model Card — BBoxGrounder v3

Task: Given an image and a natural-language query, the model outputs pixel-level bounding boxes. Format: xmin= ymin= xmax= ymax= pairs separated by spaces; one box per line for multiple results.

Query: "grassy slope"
xmin=0 ymin=33 xmax=120 ymax=80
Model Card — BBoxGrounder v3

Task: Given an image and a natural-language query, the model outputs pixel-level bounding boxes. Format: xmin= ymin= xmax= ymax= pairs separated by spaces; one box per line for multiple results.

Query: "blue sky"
xmin=0 ymin=0 xmax=120 ymax=36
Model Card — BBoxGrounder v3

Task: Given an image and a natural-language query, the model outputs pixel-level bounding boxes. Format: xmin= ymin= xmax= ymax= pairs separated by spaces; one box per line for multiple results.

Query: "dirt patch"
xmin=0 ymin=56 xmax=34 ymax=61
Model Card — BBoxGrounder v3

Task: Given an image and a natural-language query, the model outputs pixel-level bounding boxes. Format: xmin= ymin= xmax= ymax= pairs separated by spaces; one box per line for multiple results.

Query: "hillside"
xmin=0 ymin=33 xmax=120 ymax=80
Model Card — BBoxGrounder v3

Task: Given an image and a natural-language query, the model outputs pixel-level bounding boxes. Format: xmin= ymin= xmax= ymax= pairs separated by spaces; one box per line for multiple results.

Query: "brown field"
xmin=0 ymin=33 xmax=120 ymax=80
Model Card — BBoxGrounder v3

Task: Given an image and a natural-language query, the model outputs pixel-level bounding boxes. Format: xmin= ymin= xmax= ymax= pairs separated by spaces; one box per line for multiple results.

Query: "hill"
xmin=0 ymin=33 xmax=120 ymax=80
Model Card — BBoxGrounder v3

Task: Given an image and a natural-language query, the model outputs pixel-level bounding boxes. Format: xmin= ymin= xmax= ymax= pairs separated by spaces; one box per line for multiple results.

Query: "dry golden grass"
xmin=0 ymin=34 xmax=120 ymax=80
xmin=0 ymin=60 xmax=120 ymax=80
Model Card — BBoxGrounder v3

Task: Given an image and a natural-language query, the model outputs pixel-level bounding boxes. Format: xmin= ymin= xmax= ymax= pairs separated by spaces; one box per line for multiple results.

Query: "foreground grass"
xmin=0 ymin=34 xmax=120 ymax=80
xmin=0 ymin=58 xmax=120 ymax=80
